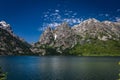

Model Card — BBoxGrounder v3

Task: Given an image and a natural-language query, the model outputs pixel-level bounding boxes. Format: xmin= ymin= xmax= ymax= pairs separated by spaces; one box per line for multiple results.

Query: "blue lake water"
xmin=0 ymin=56 xmax=120 ymax=80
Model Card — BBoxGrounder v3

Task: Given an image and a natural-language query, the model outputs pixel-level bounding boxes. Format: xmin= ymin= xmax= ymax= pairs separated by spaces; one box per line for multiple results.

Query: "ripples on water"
xmin=0 ymin=56 xmax=120 ymax=80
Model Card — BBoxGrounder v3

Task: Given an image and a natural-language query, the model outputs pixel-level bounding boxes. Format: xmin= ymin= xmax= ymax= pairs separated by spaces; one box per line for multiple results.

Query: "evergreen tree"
xmin=0 ymin=67 xmax=6 ymax=80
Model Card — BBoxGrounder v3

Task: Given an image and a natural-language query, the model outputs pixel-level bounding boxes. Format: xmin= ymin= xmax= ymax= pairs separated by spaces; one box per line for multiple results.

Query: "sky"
xmin=0 ymin=0 xmax=120 ymax=43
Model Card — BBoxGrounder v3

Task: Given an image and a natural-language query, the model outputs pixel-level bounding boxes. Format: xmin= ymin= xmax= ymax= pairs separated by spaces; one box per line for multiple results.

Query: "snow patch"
xmin=54 ymin=34 xmax=57 ymax=40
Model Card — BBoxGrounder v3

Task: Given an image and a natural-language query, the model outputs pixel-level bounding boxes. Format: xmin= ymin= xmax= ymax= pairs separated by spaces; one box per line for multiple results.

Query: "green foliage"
xmin=38 ymin=39 xmax=120 ymax=56
xmin=66 ymin=39 xmax=120 ymax=56
xmin=45 ymin=47 xmax=59 ymax=55
xmin=40 ymin=45 xmax=60 ymax=55
xmin=0 ymin=67 xmax=7 ymax=80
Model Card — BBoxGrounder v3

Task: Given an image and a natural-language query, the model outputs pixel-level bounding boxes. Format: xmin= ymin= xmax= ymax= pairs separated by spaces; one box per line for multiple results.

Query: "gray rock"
xmin=0 ymin=21 xmax=33 ymax=55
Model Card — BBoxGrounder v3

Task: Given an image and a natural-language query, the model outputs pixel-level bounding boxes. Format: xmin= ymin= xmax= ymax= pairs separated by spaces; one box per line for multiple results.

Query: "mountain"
xmin=32 ymin=23 xmax=78 ymax=55
xmin=73 ymin=18 xmax=120 ymax=41
xmin=32 ymin=18 xmax=120 ymax=56
xmin=0 ymin=21 xmax=33 ymax=55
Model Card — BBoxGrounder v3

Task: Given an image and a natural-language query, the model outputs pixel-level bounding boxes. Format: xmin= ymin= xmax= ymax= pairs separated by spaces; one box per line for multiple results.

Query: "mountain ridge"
xmin=32 ymin=18 xmax=120 ymax=56
xmin=0 ymin=18 xmax=120 ymax=56
xmin=0 ymin=21 xmax=33 ymax=55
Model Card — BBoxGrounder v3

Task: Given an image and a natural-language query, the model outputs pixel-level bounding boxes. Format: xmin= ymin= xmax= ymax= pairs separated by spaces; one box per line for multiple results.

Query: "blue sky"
xmin=0 ymin=0 xmax=120 ymax=43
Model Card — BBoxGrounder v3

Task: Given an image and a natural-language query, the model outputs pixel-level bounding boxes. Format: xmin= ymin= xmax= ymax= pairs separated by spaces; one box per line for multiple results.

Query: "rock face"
xmin=72 ymin=18 xmax=120 ymax=41
xmin=39 ymin=27 xmax=54 ymax=45
xmin=32 ymin=18 xmax=120 ymax=56
xmin=53 ymin=23 xmax=77 ymax=49
xmin=0 ymin=21 xmax=13 ymax=33
xmin=32 ymin=23 xmax=78 ymax=55
xmin=0 ymin=21 xmax=32 ymax=55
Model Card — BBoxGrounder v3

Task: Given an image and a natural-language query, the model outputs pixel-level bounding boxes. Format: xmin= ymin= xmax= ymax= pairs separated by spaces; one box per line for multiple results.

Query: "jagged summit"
xmin=44 ymin=26 xmax=53 ymax=33
xmin=73 ymin=18 xmax=120 ymax=41
xmin=39 ymin=26 xmax=54 ymax=45
xmin=82 ymin=18 xmax=100 ymax=24
xmin=0 ymin=21 xmax=9 ymax=27
xmin=0 ymin=20 xmax=13 ymax=33
xmin=103 ymin=21 xmax=112 ymax=24
xmin=54 ymin=22 xmax=70 ymax=30
xmin=0 ymin=20 xmax=33 ymax=55
xmin=60 ymin=22 xmax=69 ymax=27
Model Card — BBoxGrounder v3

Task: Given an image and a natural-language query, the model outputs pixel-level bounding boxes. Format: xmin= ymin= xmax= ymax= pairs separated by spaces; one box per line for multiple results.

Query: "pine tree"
xmin=0 ymin=67 xmax=6 ymax=80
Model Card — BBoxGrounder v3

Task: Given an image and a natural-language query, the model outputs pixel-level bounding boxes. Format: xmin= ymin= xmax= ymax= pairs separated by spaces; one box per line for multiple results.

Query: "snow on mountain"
xmin=0 ymin=21 xmax=13 ymax=33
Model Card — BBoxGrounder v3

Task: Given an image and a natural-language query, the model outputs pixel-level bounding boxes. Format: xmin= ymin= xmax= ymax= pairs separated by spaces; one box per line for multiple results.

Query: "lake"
xmin=0 ymin=56 xmax=120 ymax=80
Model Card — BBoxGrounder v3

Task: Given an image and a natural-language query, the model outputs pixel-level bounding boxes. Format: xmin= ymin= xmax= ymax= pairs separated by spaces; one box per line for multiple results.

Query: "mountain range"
xmin=0 ymin=18 xmax=120 ymax=56
xmin=0 ymin=21 xmax=32 ymax=55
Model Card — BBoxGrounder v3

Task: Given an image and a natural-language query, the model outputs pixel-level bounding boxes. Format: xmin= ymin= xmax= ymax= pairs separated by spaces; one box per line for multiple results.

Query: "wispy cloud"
xmin=99 ymin=13 xmax=109 ymax=17
xmin=63 ymin=18 xmax=82 ymax=25
xmin=115 ymin=17 xmax=120 ymax=22
xmin=117 ymin=9 xmax=120 ymax=12
xmin=55 ymin=9 xmax=59 ymax=12
xmin=39 ymin=9 xmax=83 ymax=31
xmin=38 ymin=26 xmax=47 ymax=31
xmin=38 ymin=22 xmax=61 ymax=31
xmin=48 ymin=22 xmax=61 ymax=28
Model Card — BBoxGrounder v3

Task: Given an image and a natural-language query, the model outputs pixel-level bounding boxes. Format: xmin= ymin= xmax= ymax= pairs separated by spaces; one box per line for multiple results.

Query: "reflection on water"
xmin=0 ymin=56 xmax=120 ymax=80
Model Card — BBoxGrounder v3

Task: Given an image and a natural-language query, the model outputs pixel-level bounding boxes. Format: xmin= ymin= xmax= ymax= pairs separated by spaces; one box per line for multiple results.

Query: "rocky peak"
xmin=72 ymin=18 xmax=120 ymax=41
xmin=0 ymin=21 xmax=13 ymax=33
xmin=82 ymin=18 xmax=100 ymax=24
xmin=0 ymin=21 xmax=9 ymax=27
xmin=45 ymin=27 xmax=52 ymax=32
xmin=32 ymin=22 xmax=78 ymax=54
xmin=55 ymin=22 xmax=70 ymax=31
xmin=39 ymin=22 xmax=73 ymax=46
xmin=61 ymin=22 xmax=69 ymax=27
xmin=103 ymin=21 xmax=112 ymax=24
xmin=39 ymin=27 xmax=54 ymax=45
xmin=53 ymin=23 xmax=77 ymax=48
xmin=0 ymin=21 xmax=33 ymax=55
xmin=0 ymin=21 xmax=25 ymax=42
xmin=72 ymin=18 xmax=101 ymax=34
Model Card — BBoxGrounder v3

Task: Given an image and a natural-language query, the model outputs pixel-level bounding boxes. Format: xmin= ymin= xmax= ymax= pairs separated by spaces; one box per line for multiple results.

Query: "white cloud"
xmin=44 ymin=15 xmax=48 ymax=17
xmin=99 ymin=13 xmax=109 ymax=17
xmin=73 ymin=19 xmax=77 ymax=23
xmin=55 ymin=9 xmax=59 ymax=12
xmin=72 ymin=16 xmax=75 ymax=18
xmin=39 ymin=22 xmax=61 ymax=31
xmin=73 ymin=13 xmax=77 ymax=15
xmin=39 ymin=9 xmax=84 ymax=31
xmin=105 ymin=14 xmax=109 ymax=17
xmin=52 ymin=13 xmax=59 ymax=16
xmin=56 ymin=16 xmax=61 ymax=19
xmin=38 ymin=26 xmax=47 ymax=31
xmin=48 ymin=22 xmax=60 ymax=28
xmin=68 ymin=11 xmax=73 ymax=13
xmin=117 ymin=9 xmax=120 ymax=12
xmin=64 ymin=13 xmax=69 ymax=16
xmin=116 ymin=17 xmax=120 ymax=22
xmin=63 ymin=18 xmax=82 ymax=25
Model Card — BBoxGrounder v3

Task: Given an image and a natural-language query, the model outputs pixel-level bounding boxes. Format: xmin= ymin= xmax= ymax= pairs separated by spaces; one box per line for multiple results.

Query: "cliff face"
xmin=32 ymin=18 xmax=120 ymax=56
xmin=72 ymin=18 xmax=120 ymax=41
xmin=0 ymin=21 xmax=32 ymax=55
xmin=32 ymin=23 xmax=78 ymax=55
xmin=53 ymin=23 xmax=77 ymax=49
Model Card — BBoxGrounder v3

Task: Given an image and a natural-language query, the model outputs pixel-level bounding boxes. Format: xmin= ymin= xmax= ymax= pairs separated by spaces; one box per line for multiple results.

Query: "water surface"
xmin=0 ymin=56 xmax=120 ymax=80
